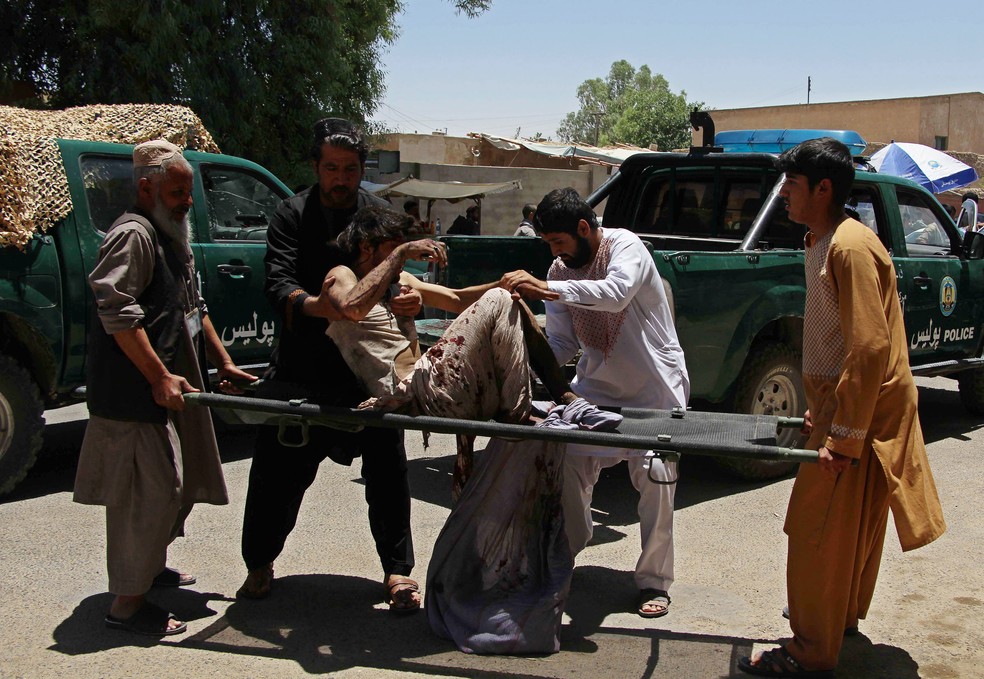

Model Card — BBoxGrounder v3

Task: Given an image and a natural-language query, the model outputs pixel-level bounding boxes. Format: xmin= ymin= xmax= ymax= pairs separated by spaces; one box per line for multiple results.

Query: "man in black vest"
xmin=238 ymin=118 xmax=423 ymax=613
xmin=75 ymin=140 xmax=255 ymax=637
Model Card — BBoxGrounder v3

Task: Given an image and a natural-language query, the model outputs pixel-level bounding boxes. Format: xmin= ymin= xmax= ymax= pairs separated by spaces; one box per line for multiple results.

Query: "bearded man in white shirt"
xmin=501 ymin=187 xmax=689 ymax=619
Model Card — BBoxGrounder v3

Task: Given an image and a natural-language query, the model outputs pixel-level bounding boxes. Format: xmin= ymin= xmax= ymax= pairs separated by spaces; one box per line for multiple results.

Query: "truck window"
xmin=899 ymin=190 xmax=954 ymax=255
xmin=80 ymin=156 xmax=134 ymax=234
xmin=202 ymin=166 xmax=283 ymax=242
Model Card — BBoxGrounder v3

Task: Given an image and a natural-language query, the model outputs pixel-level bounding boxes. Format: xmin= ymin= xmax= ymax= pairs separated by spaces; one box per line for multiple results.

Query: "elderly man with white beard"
xmin=74 ymin=140 xmax=256 ymax=637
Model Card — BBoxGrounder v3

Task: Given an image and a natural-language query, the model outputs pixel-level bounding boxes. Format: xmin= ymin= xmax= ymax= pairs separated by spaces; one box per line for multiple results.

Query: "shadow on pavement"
xmin=48 ymin=571 xmax=922 ymax=678
xmin=49 ymin=588 xmax=233 ymax=654
xmin=916 ymin=383 xmax=984 ymax=445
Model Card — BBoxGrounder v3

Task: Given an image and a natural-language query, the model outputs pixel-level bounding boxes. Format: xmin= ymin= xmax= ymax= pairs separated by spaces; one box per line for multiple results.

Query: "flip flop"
xmin=386 ymin=576 xmax=421 ymax=614
xmin=737 ymin=646 xmax=834 ymax=677
xmin=152 ymin=567 xmax=196 ymax=588
xmin=638 ymin=588 xmax=670 ymax=618
xmin=105 ymin=602 xmax=187 ymax=637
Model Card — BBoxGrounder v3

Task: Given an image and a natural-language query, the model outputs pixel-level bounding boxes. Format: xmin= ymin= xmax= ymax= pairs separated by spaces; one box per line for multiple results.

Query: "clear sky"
xmin=371 ymin=0 xmax=983 ymax=139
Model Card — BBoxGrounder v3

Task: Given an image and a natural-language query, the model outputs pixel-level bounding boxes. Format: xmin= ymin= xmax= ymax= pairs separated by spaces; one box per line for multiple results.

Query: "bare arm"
xmin=328 ymin=240 xmax=445 ymax=321
xmin=403 ymin=274 xmax=498 ymax=314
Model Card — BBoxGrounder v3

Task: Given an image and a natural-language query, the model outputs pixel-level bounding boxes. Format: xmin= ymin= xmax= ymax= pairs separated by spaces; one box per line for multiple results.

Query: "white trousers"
xmin=561 ymin=446 xmax=676 ymax=591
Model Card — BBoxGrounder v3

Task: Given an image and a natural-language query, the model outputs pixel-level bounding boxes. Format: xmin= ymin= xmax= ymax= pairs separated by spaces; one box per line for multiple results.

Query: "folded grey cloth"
xmin=564 ymin=397 xmax=623 ymax=431
xmin=534 ymin=398 xmax=623 ymax=432
xmin=536 ymin=405 xmax=579 ymax=430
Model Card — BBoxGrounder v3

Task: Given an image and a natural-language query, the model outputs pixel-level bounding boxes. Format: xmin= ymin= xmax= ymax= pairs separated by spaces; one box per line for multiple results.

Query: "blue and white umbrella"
xmin=869 ymin=142 xmax=978 ymax=193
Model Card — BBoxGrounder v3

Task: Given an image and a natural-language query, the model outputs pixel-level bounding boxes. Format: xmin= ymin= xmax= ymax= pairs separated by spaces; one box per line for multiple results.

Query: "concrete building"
xmin=367 ymin=132 xmax=614 ymax=236
xmin=702 ymin=92 xmax=984 ymax=155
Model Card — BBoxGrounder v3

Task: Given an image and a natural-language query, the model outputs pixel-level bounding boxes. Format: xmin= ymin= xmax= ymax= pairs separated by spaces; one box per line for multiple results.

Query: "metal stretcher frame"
xmin=186 ymin=392 xmax=822 ymax=465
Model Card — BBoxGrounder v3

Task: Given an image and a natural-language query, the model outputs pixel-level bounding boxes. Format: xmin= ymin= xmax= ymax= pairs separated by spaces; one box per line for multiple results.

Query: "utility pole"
xmin=807 ymin=76 xmax=812 ymax=104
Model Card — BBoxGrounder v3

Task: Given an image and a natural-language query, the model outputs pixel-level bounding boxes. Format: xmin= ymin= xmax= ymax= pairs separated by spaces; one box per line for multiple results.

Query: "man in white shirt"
xmin=502 ymin=187 xmax=689 ymax=618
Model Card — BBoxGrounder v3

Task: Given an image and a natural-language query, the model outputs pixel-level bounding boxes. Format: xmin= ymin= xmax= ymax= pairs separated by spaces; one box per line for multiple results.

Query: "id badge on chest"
xmin=185 ymin=308 xmax=202 ymax=338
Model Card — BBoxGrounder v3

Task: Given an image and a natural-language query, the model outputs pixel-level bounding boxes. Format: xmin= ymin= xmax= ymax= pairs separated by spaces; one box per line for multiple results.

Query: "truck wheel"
xmin=720 ymin=342 xmax=805 ymax=481
xmin=0 ymin=355 xmax=45 ymax=496
xmin=957 ymin=368 xmax=984 ymax=415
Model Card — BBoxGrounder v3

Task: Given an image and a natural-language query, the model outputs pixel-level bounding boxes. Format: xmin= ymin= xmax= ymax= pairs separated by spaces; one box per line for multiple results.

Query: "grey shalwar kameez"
xmin=74 ymin=217 xmax=227 ymax=596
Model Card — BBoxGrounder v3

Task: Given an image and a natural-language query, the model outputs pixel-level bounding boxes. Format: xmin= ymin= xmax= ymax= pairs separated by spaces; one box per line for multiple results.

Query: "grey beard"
xmin=151 ymin=200 xmax=191 ymax=244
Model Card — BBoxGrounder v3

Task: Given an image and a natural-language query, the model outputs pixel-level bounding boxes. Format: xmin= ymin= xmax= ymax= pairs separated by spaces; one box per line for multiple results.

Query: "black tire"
xmin=719 ymin=342 xmax=805 ymax=481
xmin=0 ymin=355 xmax=45 ymax=496
xmin=957 ymin=368 xmax=984 ymax=415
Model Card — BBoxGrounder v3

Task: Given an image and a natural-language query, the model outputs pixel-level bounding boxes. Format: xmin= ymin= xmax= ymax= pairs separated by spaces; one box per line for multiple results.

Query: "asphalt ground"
xmin=1 ymin=376 xmax=981 ymax=678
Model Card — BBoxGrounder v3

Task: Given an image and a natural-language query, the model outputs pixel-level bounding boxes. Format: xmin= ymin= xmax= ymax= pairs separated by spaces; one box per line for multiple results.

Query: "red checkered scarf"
xmin=548 ymin=235 xmax=627 ymax=360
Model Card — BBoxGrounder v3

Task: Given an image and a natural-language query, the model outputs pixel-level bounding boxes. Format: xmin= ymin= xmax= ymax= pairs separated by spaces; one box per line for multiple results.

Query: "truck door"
xmin=191 ymin=161 xmax=289 ymax=366
xmin=61 ymin=147 xmax=138 ymax=384
xmin=895 ymin=187 xmax=979 ymax=362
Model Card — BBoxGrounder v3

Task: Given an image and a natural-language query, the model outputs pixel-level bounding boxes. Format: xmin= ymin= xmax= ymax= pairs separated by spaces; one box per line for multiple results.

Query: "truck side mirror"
xmin=962 ymin=229 xmax=984 ymax=260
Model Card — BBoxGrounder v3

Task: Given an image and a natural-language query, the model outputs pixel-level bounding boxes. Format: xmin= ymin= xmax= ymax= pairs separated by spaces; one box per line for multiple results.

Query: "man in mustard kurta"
xmin=739 ymin=138 xmax=946 ymax=677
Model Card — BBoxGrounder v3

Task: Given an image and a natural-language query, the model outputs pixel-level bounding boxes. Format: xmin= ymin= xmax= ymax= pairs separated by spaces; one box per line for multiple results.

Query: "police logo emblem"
xmin=940 ymin=276 xmax=957 ymax=317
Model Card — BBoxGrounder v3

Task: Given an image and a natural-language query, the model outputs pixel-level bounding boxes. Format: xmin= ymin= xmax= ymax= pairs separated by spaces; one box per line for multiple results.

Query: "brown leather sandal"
xmin=386 ymin=576 xmax=421 ymax=614
xmin=236 ymin=563 xmax=274 ymax=600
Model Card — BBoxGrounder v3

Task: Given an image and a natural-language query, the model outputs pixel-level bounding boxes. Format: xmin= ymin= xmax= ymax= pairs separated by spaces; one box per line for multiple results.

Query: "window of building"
xmin=934 ymin=135 xmax=948 ymax=151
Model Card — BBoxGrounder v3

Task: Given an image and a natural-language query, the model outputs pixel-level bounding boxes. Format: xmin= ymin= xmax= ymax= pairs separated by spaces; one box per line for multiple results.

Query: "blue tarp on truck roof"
xmin=715 ymin=129 xmax=867 ymax=155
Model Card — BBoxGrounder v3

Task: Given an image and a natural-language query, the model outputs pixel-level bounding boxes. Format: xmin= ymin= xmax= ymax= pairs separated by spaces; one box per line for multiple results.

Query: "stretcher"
xmin=185 ymin=391 xmax=822 ymax=465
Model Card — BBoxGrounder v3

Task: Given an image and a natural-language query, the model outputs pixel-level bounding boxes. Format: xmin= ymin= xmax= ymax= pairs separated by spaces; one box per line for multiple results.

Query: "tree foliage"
xmin=0 ymin=0 xmax=490 ymax=186
xmin=557 ymin=60 xmax=702 ymax=152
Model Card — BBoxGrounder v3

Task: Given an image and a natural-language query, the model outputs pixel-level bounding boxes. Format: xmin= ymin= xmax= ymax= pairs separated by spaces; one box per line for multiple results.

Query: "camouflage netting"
xmin=0 ymin=104 xmax=220 ymax=251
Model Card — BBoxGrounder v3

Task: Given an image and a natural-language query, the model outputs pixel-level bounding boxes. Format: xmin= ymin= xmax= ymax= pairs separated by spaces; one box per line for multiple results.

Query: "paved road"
xmin=1 ymin=377 xmax=981 ymax=678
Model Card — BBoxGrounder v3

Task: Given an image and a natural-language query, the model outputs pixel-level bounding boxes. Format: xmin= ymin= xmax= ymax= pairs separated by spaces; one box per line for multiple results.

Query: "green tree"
xmin=557 ymin=60 xmax=701 ymax=152
xmin=0 ymin=0 xmax=490 ymax=186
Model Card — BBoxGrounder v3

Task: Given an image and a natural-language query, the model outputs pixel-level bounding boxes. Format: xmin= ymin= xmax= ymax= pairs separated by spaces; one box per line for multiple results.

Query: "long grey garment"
xmin=74 ymin=218 xmax=227 ymax=507
xmin=425 ymin=436 xmax=572 ymax=654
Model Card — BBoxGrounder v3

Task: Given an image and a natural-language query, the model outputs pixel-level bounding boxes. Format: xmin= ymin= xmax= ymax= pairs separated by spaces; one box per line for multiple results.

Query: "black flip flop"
xmin=105 ymin=602 xmax=187 ymax=636
xmin=737 ymin=647 xmax=834 ymax=677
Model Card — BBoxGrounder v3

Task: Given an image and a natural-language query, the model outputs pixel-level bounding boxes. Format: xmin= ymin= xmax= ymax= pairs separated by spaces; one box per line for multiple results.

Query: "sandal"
xmin=737 ymin=646 xmax=834 ymax=677
xmin=236 ymin=563 xmax=274 ymax=600
xmin=386 ymin=576 xmax=421 ymax=614
xmin=105 ymin=602 xmax=187 ymax=637
xmin=152 ymin=566 xmax=196 ymax=588
xmin=638 ymin=588 xmax=670 ymax=618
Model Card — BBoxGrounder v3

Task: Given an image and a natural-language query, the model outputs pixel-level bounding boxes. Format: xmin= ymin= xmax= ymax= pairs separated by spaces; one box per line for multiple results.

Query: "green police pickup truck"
xmin=427 ymin=145 xmax=984 ymax=479
xmin=0 ymin=139 xmax=291 ymax=495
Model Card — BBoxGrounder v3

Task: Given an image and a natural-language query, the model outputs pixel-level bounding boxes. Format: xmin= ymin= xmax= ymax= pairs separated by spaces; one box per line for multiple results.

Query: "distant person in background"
xmin=448 ymin=204 xmax=480 ymax=235
xmin=403 ymin=199 xmax=425 ymax=234
xmin=514 ymin=203 xmax=537 ymax=237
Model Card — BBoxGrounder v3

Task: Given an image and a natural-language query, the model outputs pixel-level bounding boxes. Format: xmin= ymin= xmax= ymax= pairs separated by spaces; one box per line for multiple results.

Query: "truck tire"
xmin=957 ymin=368 xmax=984 ymax=415
xmin=720 ymin=342 xmax=805 ymax=481
xmin=0 ymin=355 xmax=45 ymax=496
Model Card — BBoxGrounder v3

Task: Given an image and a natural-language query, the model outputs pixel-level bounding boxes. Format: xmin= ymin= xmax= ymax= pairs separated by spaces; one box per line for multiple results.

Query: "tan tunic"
xmin=326 ymin=303 xmax=419 ymax=398
xmin=787 ymin=218 xmax=945 ymax=551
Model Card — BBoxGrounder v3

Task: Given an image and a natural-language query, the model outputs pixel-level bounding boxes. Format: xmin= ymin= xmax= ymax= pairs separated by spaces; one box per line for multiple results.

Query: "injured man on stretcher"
xmin=326 ymin=206 xmax=620 ymax=654
xmin=325 ymin=206 xmax=620 ymax=437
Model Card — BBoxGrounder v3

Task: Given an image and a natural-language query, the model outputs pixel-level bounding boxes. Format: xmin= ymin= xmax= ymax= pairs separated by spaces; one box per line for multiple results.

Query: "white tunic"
xmin=545 ymin=228 xmax=689 ymax=412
